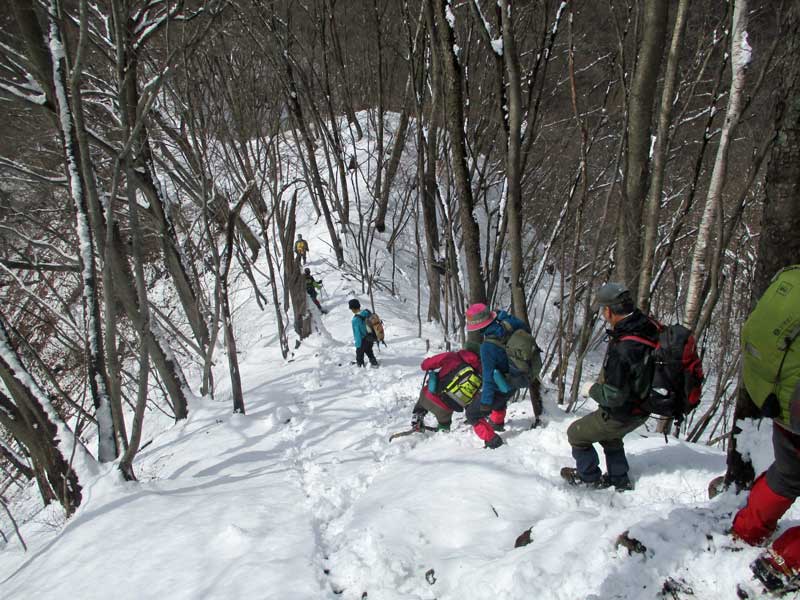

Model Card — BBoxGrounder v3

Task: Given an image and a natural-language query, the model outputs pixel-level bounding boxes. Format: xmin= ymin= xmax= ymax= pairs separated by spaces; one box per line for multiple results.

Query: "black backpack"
xmin=621 ymin=322 xmax=704 ymax=422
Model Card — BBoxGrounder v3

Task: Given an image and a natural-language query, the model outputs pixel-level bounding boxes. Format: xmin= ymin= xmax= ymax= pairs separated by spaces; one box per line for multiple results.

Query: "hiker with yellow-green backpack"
xmin=731 ymin=265 xmax=800 ymax=593
xmin=410 ymin=342 xmax=483 ymax=433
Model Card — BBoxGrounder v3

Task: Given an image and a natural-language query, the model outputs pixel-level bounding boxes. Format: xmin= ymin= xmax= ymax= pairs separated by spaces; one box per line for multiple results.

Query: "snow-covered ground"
xmin=0 ymin=117 xmax=786 ymax=599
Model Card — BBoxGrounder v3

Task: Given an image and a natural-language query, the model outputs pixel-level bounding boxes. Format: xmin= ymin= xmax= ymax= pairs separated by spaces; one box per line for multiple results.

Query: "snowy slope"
xmin=0 ymin=118 xmax=787 ymax=600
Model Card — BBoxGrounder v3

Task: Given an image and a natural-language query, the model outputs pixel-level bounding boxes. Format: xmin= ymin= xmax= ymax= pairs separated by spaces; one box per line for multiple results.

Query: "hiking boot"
xmin=601 ymin=474 xmax=634 ymax=492
xmin=560 ymin=467 xmax=609 ymax=489
xmin=752 ymin=556 xmax=793 ymax=593
xmin=411 ymin=414 xmax=424 ymax=432
xmin=484 ymin=435 xmax=504 ymax=449
xmin=436 ymin=423 xmax=451 ymax=432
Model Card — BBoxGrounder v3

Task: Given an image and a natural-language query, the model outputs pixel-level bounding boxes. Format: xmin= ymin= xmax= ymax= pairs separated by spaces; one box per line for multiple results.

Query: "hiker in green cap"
xmin=560 ymin=282 xmax=659 ymax=491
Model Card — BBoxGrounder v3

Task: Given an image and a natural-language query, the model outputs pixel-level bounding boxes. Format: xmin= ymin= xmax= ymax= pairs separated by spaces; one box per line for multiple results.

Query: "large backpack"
xmin=361 ymin=311 xmax=386 ymax=344
xmin=437 ymin=363 xmax=482 ymax=409
xmin=485 ymin=320 xmax=542 ymax=390
xmin=621 ymin=322 xmax=704 ymax=421
xmin=741 ymin=265 xmax=800 ymax=432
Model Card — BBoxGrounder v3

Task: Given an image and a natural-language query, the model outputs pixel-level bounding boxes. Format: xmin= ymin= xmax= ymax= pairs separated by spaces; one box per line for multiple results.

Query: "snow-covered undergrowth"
xmin=0 ymin=114 xmax=785 ymax=599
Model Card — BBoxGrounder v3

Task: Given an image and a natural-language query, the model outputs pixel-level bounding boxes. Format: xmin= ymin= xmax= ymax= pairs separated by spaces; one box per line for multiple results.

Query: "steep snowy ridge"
xmin=0 ymin=117 xmax=784 ymax=599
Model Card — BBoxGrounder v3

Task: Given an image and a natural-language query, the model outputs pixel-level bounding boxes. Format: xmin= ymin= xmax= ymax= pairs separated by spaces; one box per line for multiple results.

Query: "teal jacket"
xmin=351 ymin=309 xmax=372 ymax=347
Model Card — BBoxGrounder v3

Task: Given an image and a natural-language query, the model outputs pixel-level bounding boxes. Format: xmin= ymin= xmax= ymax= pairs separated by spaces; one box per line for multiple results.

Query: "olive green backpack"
xmin=485 ymin=320 xmax=542 ymax=389
xmin=741 ymin=265 xmax=800 ymax=432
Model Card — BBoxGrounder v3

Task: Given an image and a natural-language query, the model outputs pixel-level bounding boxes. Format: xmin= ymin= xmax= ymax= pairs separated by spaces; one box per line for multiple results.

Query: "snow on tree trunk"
xmin=684 ymin=0 xmax=750 ymax=331
xmin=0 ymin=316 xmax=95 ymax=514
xmin=45 ymin=0 xmax=116 ymax=462
xmin=724 ymin=2 xmax=800 ymax=489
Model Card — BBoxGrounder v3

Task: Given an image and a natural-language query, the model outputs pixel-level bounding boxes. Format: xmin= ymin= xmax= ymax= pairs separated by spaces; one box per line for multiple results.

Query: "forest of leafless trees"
xmin=0 ymin=0 xmax=798 ymax=517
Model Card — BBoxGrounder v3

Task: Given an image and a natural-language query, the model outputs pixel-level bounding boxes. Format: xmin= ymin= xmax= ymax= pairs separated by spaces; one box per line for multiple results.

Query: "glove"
xmin=580 ymin=381 xmax=594 ymax=397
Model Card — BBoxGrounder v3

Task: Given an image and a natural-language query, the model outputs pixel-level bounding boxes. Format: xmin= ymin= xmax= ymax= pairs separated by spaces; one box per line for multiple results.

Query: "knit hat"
xmin=348 ymin=299 xmax=361 ymax=310
xmin=465 ymin=303 xmax=496 ymax=331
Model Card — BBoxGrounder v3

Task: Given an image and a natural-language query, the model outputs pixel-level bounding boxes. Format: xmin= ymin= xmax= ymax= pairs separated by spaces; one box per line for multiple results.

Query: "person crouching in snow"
xmin=349 ymin=298 xmax=378 ymax=367
xmin=560 ymin=283 xmax=658 ymax=491
xmin=412 ymin=342 xmax=483 ymax=433
xmin=464 ymin=303 xmax=530 ymax=449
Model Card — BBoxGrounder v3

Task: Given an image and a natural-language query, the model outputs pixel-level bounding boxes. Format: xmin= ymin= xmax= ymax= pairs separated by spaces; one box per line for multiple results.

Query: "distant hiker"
xmin=412 ymin=342 xmax=483 ymax=433
xmin=349 ymin=299 xmax=378 ymax=368
xmin=560 ymin=283 xmax=659 ymax=491
xmin=731 ymin=266 xmax=800 ymax=593
xmin=295 ymin=234 xmax=309 ymax=265
xmin=465 ymin=303 xmax=539 ymax=449
xmin=304 ymin=268 xmax=326 ymax=314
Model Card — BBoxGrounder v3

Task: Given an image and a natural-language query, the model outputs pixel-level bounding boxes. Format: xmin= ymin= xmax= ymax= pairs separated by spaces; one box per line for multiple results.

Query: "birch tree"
xmin=684 ymin=0 xmax=750 ymax=330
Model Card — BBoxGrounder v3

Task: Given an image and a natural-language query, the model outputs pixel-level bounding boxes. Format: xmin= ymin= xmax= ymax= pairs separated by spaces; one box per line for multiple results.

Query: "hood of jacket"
xmin=608 ymin=309 xmax=659 ymax=342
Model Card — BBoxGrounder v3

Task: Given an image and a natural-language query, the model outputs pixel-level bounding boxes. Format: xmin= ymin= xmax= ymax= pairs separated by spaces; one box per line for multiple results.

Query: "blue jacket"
xmin=351 ymin=309 xmax=372 ymax=347
xmin=478 ymin=310 xmax=530 ymax=405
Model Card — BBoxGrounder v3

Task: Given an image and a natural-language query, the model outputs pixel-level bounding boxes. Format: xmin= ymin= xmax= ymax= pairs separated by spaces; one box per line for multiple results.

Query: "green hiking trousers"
xmin=567 ymin=409 xmax=648 ymax=451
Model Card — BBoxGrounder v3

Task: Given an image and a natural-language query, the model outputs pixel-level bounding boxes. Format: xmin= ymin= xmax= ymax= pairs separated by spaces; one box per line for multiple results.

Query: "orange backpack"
xmin=365 ymin=312 xmax=385 ymax=344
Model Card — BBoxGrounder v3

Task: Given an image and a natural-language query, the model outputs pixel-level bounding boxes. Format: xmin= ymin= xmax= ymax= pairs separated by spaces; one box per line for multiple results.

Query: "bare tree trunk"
xmin=282 ymin=54 xmax=345 ymax=268
xmin=684 ymin=0 xmax=749 ymax=330
xmin=724 ymin=2 xmax=800 ymax=490
xmin=499 ymin=0 xmax=528 ymax=325
xmin=0 ymin=316 xmax=88 ymax=515
xmin=376 ymin=96 xmax=411 ymax=233
xmin=219 ymin=189 xmax=252 ymax=415
xmin=325 ymin=0 xmax=363 ymax=140
xmin=637 ymin=0 xmax=690 ymax=310
xmin=279 ymin=193 xmax=313 ymax=339
xmin=28 ymin=0 xmax=116 ymax=462
xmin=616 ymin=0 xmax=668 ymax=291
xmin=427 ymin=0 xmax=486 ymax=307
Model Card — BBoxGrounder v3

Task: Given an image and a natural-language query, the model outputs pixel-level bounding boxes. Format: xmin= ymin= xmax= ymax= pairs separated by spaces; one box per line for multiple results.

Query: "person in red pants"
xmin=732 ymin=420 xmax=800 ymax=590
xmin=464 ymin=303 xmax=531 ymax=449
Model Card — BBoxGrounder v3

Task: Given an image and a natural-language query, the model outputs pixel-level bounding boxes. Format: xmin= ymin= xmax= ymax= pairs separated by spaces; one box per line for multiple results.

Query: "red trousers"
xmin=732 ymin=423 xmax=800 ymax=573
xmin=471 ymin=409 xmax=506 ymax=442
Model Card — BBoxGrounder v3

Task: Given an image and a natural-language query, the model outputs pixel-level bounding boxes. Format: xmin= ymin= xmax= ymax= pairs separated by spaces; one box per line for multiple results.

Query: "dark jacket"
xmin=589 ymin=309 xmax=660 ymax=418
xmin=478 ymin=310 xmax=530 ymax=406
xmin=305 ymin=274 xmax=321 ymax=293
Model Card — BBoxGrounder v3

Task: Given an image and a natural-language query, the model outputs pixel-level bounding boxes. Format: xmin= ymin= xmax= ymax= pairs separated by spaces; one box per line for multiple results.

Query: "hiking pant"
xmin=412 ymin=390 xmax=453 ymax=427
xmin=296 ymin=252 xmax=306 ymax=265
xmin=465 ymin=393 xmax=511 ymax=442
xmin=733 ymin=422 xmax=800 ymax=572
xmin=356 ymin=335 xmax=378 ymax=367
xmin=307 ymin=289 xmax=322 ymax=311
xmin=567 ymin=409 xmax=648 ymax=484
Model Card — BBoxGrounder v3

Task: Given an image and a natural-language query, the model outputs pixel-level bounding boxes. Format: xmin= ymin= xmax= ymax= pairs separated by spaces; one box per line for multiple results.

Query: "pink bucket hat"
xmin=466 ymin=303 xmax=496 ymax=331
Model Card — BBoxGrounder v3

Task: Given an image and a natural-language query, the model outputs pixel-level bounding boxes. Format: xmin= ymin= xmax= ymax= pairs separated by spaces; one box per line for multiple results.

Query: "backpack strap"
xmin=484 ymin=319 xmax=513 ymax=345
xmin=619 ymin=335 xmax=658 ymax=349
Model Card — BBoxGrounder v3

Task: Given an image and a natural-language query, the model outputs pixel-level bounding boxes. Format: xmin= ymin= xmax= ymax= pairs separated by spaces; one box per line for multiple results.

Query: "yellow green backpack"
xmin=741 ymin=265 xmax=800 ymax=432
